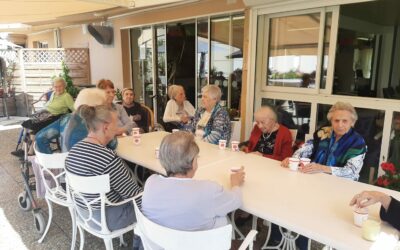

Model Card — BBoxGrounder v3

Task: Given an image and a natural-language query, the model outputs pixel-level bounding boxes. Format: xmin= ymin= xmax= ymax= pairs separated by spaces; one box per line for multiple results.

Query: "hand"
xmin=281 ymin=157 xmax=290 ymax=168
xmin=230 ymin=166 xmax=245 ymax=187
xmin=241 ymin=146 xmax=249 ymax=153
xmin=299 ymin=162 xmax=331 ymax=174
xmin=250 ymin=151 xmax=263 ymax=156
xmin=131 ymin=114 xmax=141 ymax=121
xmin=181 ymin=116 xmax=189 ymax=124
xmin=349 ymin=191 xmax=392 ymax=210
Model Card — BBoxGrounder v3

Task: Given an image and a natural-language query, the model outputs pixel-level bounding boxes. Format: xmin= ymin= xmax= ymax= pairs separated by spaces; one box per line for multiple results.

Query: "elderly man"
xmin=118 ymin=88 xmax=149 ymax=133
xmin=242 ymin=106 xmax=293 ymax=161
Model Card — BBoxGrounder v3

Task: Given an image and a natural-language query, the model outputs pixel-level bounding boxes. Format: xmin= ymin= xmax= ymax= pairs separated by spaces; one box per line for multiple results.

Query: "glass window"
xmin=320 ymin=12 xmax=332 ymax=89
xmin=317 ymin=104 xmax=384 ymax=184
xmin=333 ymin=0 xmax=400 ymax=99
xmin=267 ymin=13 xmax=320 ymax=88
xmin=261 ymin=98 xmax=311 ymax=143
xmin=388 ymin=112 xmax=400 ymax=166
xmin=155 ymin=25 xmax=167 ymax=122
xmin=197 ymin=19 xmax=209 ymax=106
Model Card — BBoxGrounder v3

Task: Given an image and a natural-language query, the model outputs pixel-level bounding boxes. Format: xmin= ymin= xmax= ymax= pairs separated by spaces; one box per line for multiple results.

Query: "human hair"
xmin=52 ymin=77 xmax=66 ymax=87
xmin=327 ymin=101 xmax=358 ymax=123
xmin=167 ymin=84 xmax=184 ymax=100
xmin=78 ymin=105 xmax=115 ymax=132
xmin=202 ymin=85 xmax=222 ymax=102
xmin=97 ymin=79 xmax=115 ymax=89
xmin=122 ymin=88 xmax=134 ymax=96
xmin=74 ymin=88 xmax=107 ymax=110
xmin=159 ymin=131 xmax=200 ymax=176
xmin=254 ymin=106 xmax=277 ymax=122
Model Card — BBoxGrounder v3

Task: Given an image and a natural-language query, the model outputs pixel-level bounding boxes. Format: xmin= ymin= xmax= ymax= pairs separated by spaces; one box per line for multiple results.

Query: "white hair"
xmin=202 ymin=85 xmax=222 ymax=102
xmin=74 ymin=88 xmax=107 ymax=110
xmin=327 ymin=101 xmax=358 ymax=123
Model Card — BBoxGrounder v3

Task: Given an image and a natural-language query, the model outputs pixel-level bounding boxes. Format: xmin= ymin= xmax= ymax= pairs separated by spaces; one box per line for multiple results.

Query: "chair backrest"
xmin=133 ymin=199 xmax=232 ymax=250
xmin=66 ymin=172 xmax=111 ymax=234
xmin=141 ymin=104 xmax=154 ymax=131
xmin=34 ymin=147 xmax=69 ymax=199
xmin=289 ymin=129 xmax=297 ymax=146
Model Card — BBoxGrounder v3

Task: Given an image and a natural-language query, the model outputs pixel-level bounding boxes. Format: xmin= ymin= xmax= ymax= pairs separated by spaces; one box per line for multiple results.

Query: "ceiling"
xmin=0 ymin=0 xmax=192 ymax=33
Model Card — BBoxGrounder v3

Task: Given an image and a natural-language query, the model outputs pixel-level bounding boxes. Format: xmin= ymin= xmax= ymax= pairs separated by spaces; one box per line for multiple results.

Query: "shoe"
xmin=11 ymin=149 xmax=24 ymax=157
xmin=234 ymin=214 xmax=252 ymax=227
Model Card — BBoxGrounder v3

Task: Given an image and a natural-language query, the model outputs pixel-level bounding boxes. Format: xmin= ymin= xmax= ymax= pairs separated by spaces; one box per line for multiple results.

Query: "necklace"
xmin=262 ymin=131 xmax=274 ymax=140
xmin=86 ymin=136 xmax=103 ymax=145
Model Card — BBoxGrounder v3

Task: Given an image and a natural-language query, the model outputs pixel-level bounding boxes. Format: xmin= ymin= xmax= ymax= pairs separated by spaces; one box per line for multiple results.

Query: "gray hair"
xmin=159 ymin=132 xmax=200 ymax=176
xmin=254 ymin=106 xmax=277 ymax=122
xmin=74 ymin=88 xmax=107 ymax=110
xmin=167 ymin=84 xmax=184 ymax=100
xmin=202 ymin=85 xmax=222 ymax=102
xmin=78 ymin=105 xmax=115 ymax=132
xmin=52 ymin=77 xmax=66 ymax=87
xmin=327 ymin=101 xmax=358 ymax=123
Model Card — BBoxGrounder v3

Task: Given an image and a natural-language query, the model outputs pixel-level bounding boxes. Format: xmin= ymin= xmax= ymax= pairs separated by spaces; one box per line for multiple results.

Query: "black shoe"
xmin=11 ymin=149 xmax=24 ymax=157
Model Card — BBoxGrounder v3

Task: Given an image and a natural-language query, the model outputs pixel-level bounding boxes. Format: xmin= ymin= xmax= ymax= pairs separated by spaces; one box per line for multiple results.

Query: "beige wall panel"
xmin=61 ymin=26 xmax=90 ymax=48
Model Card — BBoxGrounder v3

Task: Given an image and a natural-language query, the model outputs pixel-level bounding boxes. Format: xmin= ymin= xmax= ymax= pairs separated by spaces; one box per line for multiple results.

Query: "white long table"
xmin=117 ymin=131 xmax=400 ymax=250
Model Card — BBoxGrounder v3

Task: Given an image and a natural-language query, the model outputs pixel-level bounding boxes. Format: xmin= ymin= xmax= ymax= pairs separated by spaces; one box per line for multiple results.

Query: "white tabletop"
xmin=193 ymin=153 xmax=400 ymax=250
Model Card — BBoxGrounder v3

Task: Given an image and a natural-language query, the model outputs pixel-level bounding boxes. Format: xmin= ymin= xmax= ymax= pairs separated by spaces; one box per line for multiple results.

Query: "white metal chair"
xmin=133 ymin=196 xmax=258 ymax=250
xmin=66 ymin=172 xmax=137 ymax=250
xmin=34 ymin=147 xmax=76 ymax=250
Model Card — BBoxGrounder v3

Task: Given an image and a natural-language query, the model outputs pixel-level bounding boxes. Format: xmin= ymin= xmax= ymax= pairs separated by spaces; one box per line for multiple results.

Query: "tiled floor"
xmin=0 ymin=125 xmax=324 ymax=250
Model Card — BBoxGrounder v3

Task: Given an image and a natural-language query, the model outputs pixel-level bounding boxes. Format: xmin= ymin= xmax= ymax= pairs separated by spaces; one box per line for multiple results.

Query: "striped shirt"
xmin=65 ymin=141 xmax=142 ymax=210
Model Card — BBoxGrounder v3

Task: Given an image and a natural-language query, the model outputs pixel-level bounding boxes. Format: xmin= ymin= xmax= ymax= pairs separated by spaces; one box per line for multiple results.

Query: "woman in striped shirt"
xmin=65 ymin=104 xmax=142 ymax=231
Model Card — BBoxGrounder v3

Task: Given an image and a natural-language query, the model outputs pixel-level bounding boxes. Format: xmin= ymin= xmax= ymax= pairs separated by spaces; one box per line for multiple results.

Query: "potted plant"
xmin=376 ymin=162 xmax=400 ymax=191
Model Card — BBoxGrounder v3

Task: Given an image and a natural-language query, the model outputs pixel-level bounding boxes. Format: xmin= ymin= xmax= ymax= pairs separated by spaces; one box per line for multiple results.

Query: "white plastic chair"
xmin=65 ymin=172 xmax=137 ymax=250
xmin=34 ymin=148 xmax=76 ymax=250
xmin=133 ymin=196 xmax=258 ymax=250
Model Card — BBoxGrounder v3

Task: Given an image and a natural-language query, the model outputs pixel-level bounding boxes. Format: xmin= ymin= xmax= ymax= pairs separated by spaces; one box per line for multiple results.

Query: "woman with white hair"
xmin=242 ymin=106 xmax=293 ymax=161
xmin=282 ymin=101 xmax=367 ymax=180
xmin=162 ymin=84 xmax=195 ymax=132
xmin=35 ymin=88 xmax=117 ymax=154
xmin=187 ymin=85 xmax=231 ymax=144
xmin=141 ymin=131 xmax=245 ymax=231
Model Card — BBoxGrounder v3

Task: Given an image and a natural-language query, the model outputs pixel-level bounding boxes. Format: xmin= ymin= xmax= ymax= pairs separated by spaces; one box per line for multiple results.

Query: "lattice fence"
xmin=22 ymin=48 xmax=89 ymax=64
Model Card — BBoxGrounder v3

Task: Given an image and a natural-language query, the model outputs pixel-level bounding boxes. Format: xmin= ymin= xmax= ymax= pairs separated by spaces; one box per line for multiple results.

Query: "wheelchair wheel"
xmin=18 ymin=192 xmax=32 ymax=211
xmin=33 ymin=212 xmax=46 ymax=234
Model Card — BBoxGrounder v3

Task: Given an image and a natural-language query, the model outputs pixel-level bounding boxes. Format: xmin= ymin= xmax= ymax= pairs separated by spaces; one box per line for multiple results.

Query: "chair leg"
xmin=103 ymin=238 xmax=113 ymax=250
xmin=78 ymin=226 xmax=85 ymax=250
xmin=119 ymin=235 xmax=127 ymax=247
xmin=38 ymin=198 xmax=53 ymax=243
xmin=69 ymin=208 xmax=77 ymax=250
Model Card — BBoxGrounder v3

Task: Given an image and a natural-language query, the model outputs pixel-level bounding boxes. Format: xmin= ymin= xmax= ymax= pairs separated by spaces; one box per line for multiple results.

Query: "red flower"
xmin=376 ymin=176 xmax=385 ymax=186
xmin=383 ymin=178 xmax=391 ymax=187
xmin=381 ymin=162 xmax=397 ymax=175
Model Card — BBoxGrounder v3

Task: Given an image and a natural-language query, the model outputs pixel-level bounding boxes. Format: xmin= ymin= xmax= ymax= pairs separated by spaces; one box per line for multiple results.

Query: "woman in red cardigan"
xmin=242 ymin=106 xmax=293 ymax=161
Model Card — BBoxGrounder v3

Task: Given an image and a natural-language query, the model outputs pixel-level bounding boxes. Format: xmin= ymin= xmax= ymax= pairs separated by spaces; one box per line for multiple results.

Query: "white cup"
xmin=219 ymin=140 xmax=227 ymax=150
xmin=132 ymin=127 xmax=140 ymax=136
xmin=288 ymin=158 xmax=300 ymax=171
xmin=155 ymin=147 xmax=160 ymax=159
xmin=133 ymin=135 xmax=141 ymax=145
xmin=230 ymin=166 xmax=242 ymax=172
xmin=353 ymin=206 xmax=369 ymax=227
xmin=231 ymin=141 xmax=239 ymax=152
xmin=300 ymin=158 xmax=311 ymax=166
xmin=362 ymin=219 xmax=381 ymax=241
xmin=172 ymin=129 xmax=179 ymax=133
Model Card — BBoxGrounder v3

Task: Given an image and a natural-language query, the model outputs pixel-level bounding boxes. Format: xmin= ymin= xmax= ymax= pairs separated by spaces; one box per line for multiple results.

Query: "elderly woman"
xmin=242 ymin=106 xmax=293 ymax=161
xmin=65 ymin=105 xmax=142 ymax=231
xmin=97 ymin=79 xmax=135 ymax=135
xmin=187 ymin=85 xmax=231 ymax=144
xmin=141 ymin=131 xmax=245 ymax=231
xmin=118 ymin=88 xmax=149 ymax=133
xmin=350 ymin=191 xmax=400 ymax=230
xmin=163 ymin=85 xmax=195 ymax=131
xmin=21 ymin=77 xmax=75 ymax=134
xmin=282 ymin=101 xmax=367 ymax=181
xmin=35 ymin=88 xmax=117 ymax=154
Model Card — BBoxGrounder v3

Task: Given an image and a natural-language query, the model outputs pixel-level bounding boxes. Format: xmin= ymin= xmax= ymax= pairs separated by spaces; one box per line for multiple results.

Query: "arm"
xmin=212 ymin=184 xmax=242 ymax=217
xmin=292 ymin=141 xmax=313 ymax=158
xmin=107 ymin=157 xmax=142 ymax=199
xmin=184 ymin=101 xmax=196 ymax=117
xmin=65 ymin=93 xmax=75 ymax=112
xmin=204 ymin=110 xmax=230 ymax=145
xmin=330 ymin=153 xmax=365 ymax=180
xmin=380 ymin=196 xmax=400 ymax=230
xmin=163 ymin=100 xmax=181 ymax=123
xmin=117 ymin=104 xmax=135 ymax=133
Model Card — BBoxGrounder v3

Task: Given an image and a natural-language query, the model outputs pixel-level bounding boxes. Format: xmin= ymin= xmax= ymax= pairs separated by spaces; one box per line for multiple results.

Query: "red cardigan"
xmin=245 ymin=124 xmax=293 ymax=161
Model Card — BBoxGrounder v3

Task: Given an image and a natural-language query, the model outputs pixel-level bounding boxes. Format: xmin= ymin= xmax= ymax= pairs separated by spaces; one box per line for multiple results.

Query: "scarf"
xmin=313 ymin=127 xmax=367 ymax=167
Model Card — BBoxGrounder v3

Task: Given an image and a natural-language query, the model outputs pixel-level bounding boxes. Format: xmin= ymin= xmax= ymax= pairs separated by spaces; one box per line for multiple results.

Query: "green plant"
xmin=59 ymin=61 xmax=79 ymax=98
xmin=115 ymin=88 xmax=122 ymax=101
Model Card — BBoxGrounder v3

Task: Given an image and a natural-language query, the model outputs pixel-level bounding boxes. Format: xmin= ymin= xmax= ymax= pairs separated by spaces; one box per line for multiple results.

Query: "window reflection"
xmin=317 ymin=104 xmax=384 ymax=183
xmin=261 ymin=98 xmax=311 ymax=143
xmin=267 ymin=14 xmax=320 ymax=88
xmin=156 ymin=25 xmax=167 ymax=122
xmin=389 ymin=112 xmax=400 ymax=168
xmin=197 ymin=19 xmax=208 ymax=106
xmin=320 ymin=12 xmax=332 ymax=89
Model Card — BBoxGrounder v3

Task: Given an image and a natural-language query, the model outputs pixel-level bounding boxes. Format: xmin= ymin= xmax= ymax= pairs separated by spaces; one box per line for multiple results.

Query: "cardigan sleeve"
xmin=379 ymin=196 xmax=400 ymax=231
xmin=265 ymin=126 xmax=293 ymax=161
xmin=163 ymin=100 xmax=181 ymax=123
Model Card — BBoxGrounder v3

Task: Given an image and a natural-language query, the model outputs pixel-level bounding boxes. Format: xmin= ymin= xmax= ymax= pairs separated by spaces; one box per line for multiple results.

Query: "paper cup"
xmin=300 ymin=158 xmax=311 ymax=166
xmin=133 ymin=135 xmax=141 ymax=145
xmin=172 ymin=129 xmax=179 ymax=133
xmin=231 ymin=141 xmax=239 ymax=152
xmin=362 ymin=219 xmax=381 ymax=241
xmin=132 ymin=127 xmax=140 ymax=136
xmin=353 ymin=206 xmax=369 ymax=227
xmin=155 ymin=147 xmax=160 ymax=159
xmin=219 ymin=140 xmax=227 ymax=150
xmin=230 ymin=166 xmax=242 ymax=172
xmin=288 ymin=158 xmax=300 ymax=171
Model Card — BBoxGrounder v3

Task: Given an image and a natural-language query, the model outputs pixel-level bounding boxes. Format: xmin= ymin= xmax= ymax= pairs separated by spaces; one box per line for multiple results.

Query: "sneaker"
xmin=11 ymin=149 xmax=24 ymax=157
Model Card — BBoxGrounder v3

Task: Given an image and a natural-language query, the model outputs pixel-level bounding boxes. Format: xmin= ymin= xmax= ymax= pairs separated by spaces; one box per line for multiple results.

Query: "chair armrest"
xmin=238 ymin=229 xmax=258 ymax=250
xmin=106 ymin=192 xmax=143 ymax=207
